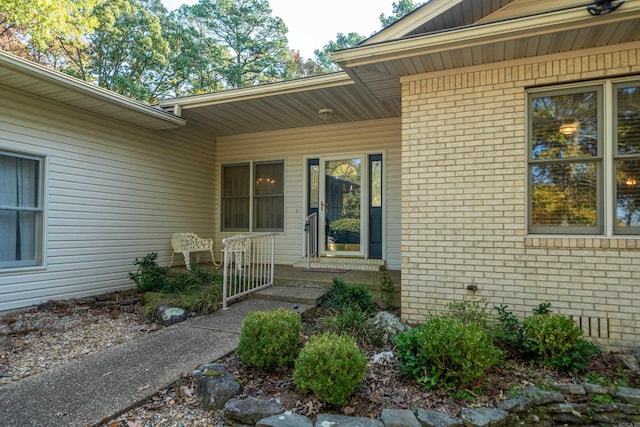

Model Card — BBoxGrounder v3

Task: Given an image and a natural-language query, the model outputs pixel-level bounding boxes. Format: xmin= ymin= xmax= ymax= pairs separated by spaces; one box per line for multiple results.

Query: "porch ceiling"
xmin=159 ymin=73 xmax=402 ymax=137
xmin=334 ymin=2 xmax=640 ymax=102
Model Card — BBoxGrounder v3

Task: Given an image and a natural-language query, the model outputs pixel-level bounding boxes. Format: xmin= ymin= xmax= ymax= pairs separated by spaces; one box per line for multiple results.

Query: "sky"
xmin=160 ymin=0 xmax=396 ymax=59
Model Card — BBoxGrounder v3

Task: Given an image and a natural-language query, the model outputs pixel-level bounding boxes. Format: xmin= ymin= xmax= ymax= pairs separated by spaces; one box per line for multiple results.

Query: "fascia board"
xmin=334 ymin=3 xmax=640 ymax=68
xmin=363 ymin=0 xmax=466 ymax=45
xmin=160 ymin=72 xmax=354 ymax=110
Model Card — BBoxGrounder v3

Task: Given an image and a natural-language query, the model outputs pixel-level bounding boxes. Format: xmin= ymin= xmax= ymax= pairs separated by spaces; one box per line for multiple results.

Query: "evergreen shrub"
xmin=395 ymin=316 xmax=500 ymax=389
xmin=521 ymin=313 xmax=601 ymax=372
xmin=293 ymin=333 xmax=367 ymax=406
xmin=237 ymin=309 xmax=303 ymax=370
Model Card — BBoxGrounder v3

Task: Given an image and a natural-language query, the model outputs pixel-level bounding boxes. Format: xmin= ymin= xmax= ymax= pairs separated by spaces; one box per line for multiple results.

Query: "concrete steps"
xmin=250 ymin=285 xmax=327 ymax=306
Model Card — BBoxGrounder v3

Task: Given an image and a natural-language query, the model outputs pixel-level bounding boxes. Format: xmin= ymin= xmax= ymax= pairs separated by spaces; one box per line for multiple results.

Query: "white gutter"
xmin=333 ymin=2 xmax=640 ymax=68
xmin=0 ymin=50 xmax=186 ymax=127
xmin=159 ymin=72 xmax=354 ymax=110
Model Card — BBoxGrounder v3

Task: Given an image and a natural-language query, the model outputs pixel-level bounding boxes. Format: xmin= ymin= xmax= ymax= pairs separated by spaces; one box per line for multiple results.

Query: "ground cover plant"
xmin=128 ymin=252 xmax=223 ymax=318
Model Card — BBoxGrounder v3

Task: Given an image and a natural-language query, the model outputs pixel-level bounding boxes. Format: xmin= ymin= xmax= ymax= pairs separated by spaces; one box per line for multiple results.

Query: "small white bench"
xmin=168 ymin=232 xmax=219 ymax=269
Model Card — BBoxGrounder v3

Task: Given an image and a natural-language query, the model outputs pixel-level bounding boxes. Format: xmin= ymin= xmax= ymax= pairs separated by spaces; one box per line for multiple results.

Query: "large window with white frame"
xmin=221 ymin=160 xmax=284 ymax=232
xmin=0 ymin=151 xmax=44 ymax=268
xmin=528 ymin=79 xmax=640 ymax=235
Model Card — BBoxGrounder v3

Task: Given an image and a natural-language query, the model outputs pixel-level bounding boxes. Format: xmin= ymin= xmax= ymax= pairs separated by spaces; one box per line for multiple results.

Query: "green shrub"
xmin=395 ymin=316 xmax=501 ymax=389
xmin=320 ymin=306 xmax=373 ymax=343
xmin=318 ymin=278 xmax=374 ymax=312
xmin=129 ymin=252 xmax=170 ymax=293
xmin=493 ymin=304 xmax=523 ymax=350
xmin=293 ymin=333 xmax=367 ymax=406
xmin=521 ymin=313 xmax=600 ymax=372
xmin=446 ymin=298 xmax=491 ymax=330
xmin=237 ymin=309 xmax=304 ymax=370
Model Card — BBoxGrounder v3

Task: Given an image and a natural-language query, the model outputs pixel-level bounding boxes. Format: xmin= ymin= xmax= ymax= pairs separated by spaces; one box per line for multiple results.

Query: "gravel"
xmin=0 ymin=294 xmax=225 ymax=426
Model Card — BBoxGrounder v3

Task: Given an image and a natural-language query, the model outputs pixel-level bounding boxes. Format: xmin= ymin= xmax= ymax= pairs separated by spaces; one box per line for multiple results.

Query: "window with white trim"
xmin=221 ymin=160 xmax=284 ymax=232
xmin=528 ymin=79 xmax=640 ymax=235
xmin=0 ymin=151 xmax=44 ymax=268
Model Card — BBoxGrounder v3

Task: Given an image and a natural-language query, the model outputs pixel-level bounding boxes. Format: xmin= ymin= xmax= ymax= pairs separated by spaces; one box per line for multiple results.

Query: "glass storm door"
xmin=319 ymin=156 xmax=364 ymax=256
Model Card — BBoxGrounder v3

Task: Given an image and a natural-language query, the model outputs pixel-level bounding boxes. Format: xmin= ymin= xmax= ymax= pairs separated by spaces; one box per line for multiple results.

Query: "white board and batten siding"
xmin=214 ymin=118 xmax=402 ymax=270
xmin=0 ymin=86 xmax=216 ymax=311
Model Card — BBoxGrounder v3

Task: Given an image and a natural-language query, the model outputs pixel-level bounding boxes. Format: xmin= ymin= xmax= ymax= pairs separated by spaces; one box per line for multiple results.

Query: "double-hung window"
xmin=221 ymin=160 xmax=284 ymax=232
xmin=0 ymin=151 xmax=44 ymax=268
xmin=528 ymin=79 xmax=640 ymax=235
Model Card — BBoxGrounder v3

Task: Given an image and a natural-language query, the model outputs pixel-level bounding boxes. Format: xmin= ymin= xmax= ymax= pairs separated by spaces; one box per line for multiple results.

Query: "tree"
xmin=313 ymin=32 xmax=366 ymax=73
xmin=188 ymin=0 xmax=290 ymax=88
xmin=0 ymin=0 xmax=99 ymax=66
xmin=312 ymin=1 xmax=424 ymax=74
xmin=379 ymin=0 xmax=424 ymax=28
xmin=77 ymin=0 xmax=170 ymax=102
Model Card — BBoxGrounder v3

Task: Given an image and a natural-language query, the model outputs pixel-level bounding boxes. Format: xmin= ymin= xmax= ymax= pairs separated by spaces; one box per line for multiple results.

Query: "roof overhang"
xmin=159 ymin=72 xmax=401 ymax=137
xmin=333 ymin=2 xmax=640 ymax=101
xmin=0 ymin=50 xmax=185 ymax=131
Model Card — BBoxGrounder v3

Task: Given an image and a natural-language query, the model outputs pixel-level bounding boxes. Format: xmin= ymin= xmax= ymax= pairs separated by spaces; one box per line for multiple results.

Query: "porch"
xmin=260 ymin=263 xmax=400 ymax=308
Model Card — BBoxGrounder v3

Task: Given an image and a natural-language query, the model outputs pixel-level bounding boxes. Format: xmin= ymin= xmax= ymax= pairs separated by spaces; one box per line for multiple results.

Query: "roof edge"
xmin=0 ymin=50 xmax=186 ymax=128
xmin=363 ymin=0 xmax=465 ymax=45
xmin=160 ymin=72 xmax=354 ymax=110
xmin=333 ymin=3 xmax=640 ymax=68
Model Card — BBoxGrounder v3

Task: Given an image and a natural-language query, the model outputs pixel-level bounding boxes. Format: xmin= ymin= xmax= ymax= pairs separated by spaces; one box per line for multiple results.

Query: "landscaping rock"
xmin=367 ymin=311 xmax=407 ymax=347
xmin=583 ymin=383 xmax=612 ymax=395
xmin=617 ymin=352 xmax=640 ymax=375
xmin=615 ymin=386 xmax=640 ymax=404
xmin=315 ymin=413 xmax=384 ymax=427
xmin=193 ymin=363 xmax=243 ymax=411
xmin=371 ymin=351 xmax=394 ymax=364
xmin=156 ymin=305 xmax=187 ymax=326
xmin=381 ymin=408 xmax=421 ymax=427
xmin=256 ymin=411 xmax=313 ymax=427
xmin=521 ymin=387 xmax=565 ymax=405
xmin=497 ymin=396 xmax=533 ymax=413
xmin=550 ymin=382 xmax=586 ymax=395
xmin=460 ymin=408 xmax=508 ymax=427
xmin=223 ymin=396 xmax=284 ymax=426
xmin=416 ymin=408 xmax=463 ymax=427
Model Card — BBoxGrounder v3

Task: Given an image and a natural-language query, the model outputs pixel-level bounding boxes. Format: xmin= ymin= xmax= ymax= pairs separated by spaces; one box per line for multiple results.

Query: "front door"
xmin=319 ymin=155 xmax=364 ymax=256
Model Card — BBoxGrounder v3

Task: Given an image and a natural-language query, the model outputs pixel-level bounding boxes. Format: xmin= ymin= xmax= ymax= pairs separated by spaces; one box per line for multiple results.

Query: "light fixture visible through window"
xmin=318 ymin=108 xmax=333 ymax=120
xmin=559 ymin=123 xmax=578 ymax=135
xmin=626 ymin=177 xmax=637 ymax=186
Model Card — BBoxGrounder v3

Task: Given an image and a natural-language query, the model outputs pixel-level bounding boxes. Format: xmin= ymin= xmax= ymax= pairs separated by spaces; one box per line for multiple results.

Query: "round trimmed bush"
xmin=395 ymin=316 xmax=500 ymax=389
xmin=522 ymin=313 xmax=600 ymax=372
xmin=293 ymin=333 xmax=367 ymax=406
xmin=236 ymin=309 xmax=303 ymax=370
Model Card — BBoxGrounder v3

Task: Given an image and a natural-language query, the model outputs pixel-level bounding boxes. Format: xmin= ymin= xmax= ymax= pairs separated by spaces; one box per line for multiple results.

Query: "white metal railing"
xmin=221 ymin=233 xmax=276 ymax=309
xmin=304 ymin=212 xmax=318 ymax=269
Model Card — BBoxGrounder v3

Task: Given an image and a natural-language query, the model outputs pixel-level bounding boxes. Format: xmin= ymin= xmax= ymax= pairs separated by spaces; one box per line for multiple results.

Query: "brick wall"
xmin=401 ymin=43 xmax=640 ymax=350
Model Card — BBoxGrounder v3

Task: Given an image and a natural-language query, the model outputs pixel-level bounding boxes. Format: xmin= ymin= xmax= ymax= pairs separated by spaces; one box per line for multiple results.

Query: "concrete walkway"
xmin=0 ymin=295 xmax=320 ymax=427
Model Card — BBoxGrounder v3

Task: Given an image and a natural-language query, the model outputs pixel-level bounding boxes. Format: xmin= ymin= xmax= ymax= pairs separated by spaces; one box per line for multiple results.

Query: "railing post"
xmin=222 ymin=245 xmax=230 ymax=310
xmin=270 ymin=234 xmax=275 ymax=284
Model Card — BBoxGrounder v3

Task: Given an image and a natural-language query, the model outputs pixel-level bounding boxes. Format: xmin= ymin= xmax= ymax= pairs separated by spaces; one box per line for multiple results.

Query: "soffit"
xmin=0 ymin=51 xmax=185 ymax=131
xmin=159 ymin=73 xmax=402 ymax=137
xmin=335 ymin=3 xmax=640 ymax=102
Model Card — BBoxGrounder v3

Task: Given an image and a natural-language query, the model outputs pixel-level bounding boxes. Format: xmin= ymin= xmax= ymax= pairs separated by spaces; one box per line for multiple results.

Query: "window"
xmin=221 ymin=160 xmax=284 ymax=232
xmin=614 ymin=83 xmax=640 ymax=234
xmin=0 ymin=151 xmax=44 ymax=268
xmin=528 ymin=79 xmax=640 ymax=235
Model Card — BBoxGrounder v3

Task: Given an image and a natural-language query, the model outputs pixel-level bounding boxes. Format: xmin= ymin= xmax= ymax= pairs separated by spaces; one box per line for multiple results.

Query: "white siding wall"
xmin=0 ymin=86 xmax=215 ymax=311
xmin=215 ymin=118 xmax=401 ymax=269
